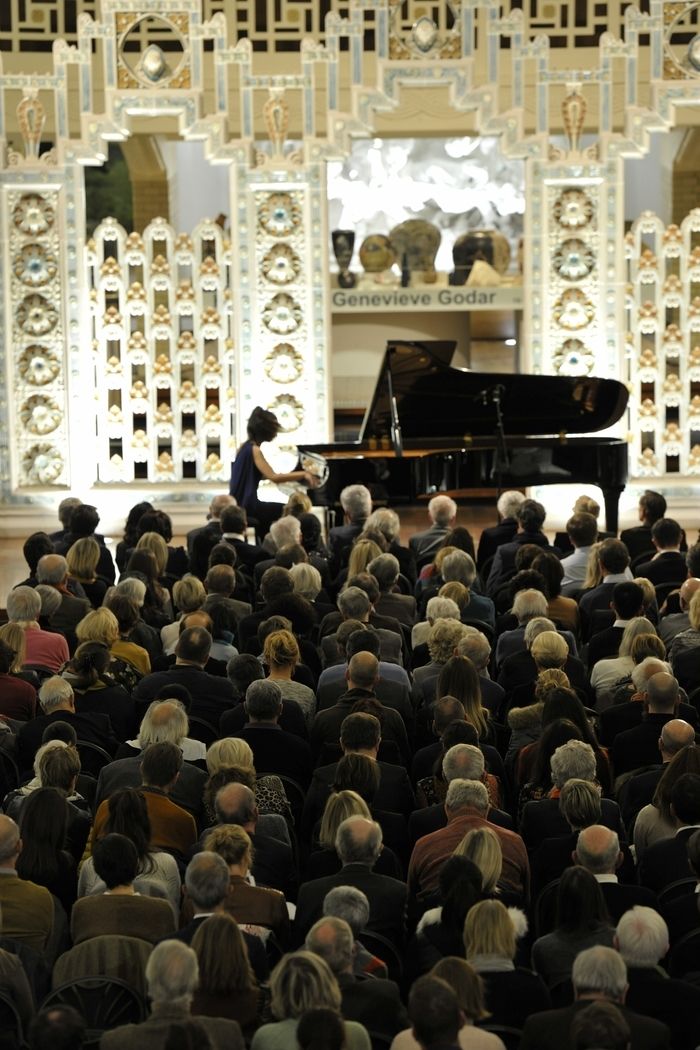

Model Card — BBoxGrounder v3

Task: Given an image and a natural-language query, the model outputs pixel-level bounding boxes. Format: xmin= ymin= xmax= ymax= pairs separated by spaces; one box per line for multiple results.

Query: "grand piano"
xmin=303 ymin=340 xmax=630 ymax=532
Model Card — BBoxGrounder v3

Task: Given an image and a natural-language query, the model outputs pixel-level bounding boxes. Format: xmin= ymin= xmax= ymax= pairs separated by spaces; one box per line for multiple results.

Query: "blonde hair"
xmin=284 ymin=491 xmax=312 ymax=517
xmin=454 ymin=827 xmax=503 ymax=894
xmin=0 ymin=622 xmax=26 ymax=673
xmin=66 ymin=537 xmax=100 ymax=581
xmin=630 ymin=632 xmax=666 ymax=663
xmin=633 ymin=577 xmax=656 ymax=609
xmin=618 ymin=617 xmax=657 ymax=658
xmin=463 ymin=900 xmax=516 ymax=961
xmin=689 ymin=589 xmax=700 ymax=632
xmin=263 ymin=629 xmax=300 ymax=669
xmin=428 ymin=618 xmax=467 ymax=664
xmin=289 ymin=563 xmax=322 ymax=600
xmin=530 ymin=630 xmax=568 ymax=670
xmin=347 ymin=540 xmax=383 ymax=580
xmin=319 ymin=790 xmax=371 ymax=851
xmin=534 ymin=667 xmax=570 ymax=704
xmin=75 ymin=607 xmax=119 ymax=647
xmin=574 ymin=495 xmax=600 ymax=518
xmin=136 ymin=532 xmax=168 ymax=576
xmin=433 ymin=546 xmax=457 ymax=575
xmin=203 ymin=824 xmax=252 ymax=868
xmin=431 ymin=958 xmax=489 ymax=1023
xmin=439 ymin=581 xmax=470 ymax=613
xmin=206 ymin=737 xmax=254 ymax=775
xmin=583 ymin=541 xmax=604 ymax=590
xmin=172 ymin=575 xmax=206 ymax=614
xmin=269 ymin=951 xmax=341 ymax=1020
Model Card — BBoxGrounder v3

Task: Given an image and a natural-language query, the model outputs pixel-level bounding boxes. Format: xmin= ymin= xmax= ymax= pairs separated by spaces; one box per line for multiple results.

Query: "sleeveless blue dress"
xmin=229 ymin=440 xmax=281 ymax=535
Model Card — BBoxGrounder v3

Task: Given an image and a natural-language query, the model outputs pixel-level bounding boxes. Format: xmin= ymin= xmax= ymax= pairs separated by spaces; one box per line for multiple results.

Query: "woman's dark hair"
xmin=247 ymin=406 xmax=280 ymax=444
xmin=207 ymin=601 xmax=231 ymax=641
xmin=125 ymin=549 xmax=164 ymax=610
xmin=556 ymin=865 xmax=610 ymax=934
xmin=297 ymin=1009 xmax=346 ymax=1050
xmin=299 ymin=513 xmax=323 ymax=553
xmin=23 ymin=531 xmax=54 ymax=574
xmin=16 ymin=787 xmax=69 ymax=887
xmin=436 ymin=656 xmax=488 ymax=738
xmin=439 ymin=854 xmax=483 ymax=929
xmin=105 ymin=788 xmax=154 ymax=873
xmin=93 ymin=832 xmax=139 ymax=889
xmin=542 ymin=689 xmax=600 ymax=753
xmin=528 ymin=718 xmax=583 ymax=792
xmin=0 ymin=639 xmax=16 ymax=675
xmin=67 ymin=641 xmax=113 ymax=689
xmin=652 ymin=744 xmax=700 ymax=823
xmin=433 ymin=721 xmax=479 ymax=780
xmin=121 ymin=502 xmax=153 ymax=549
xmin=333 ymin=752 xmax=381 ymax=804
xmin=532 ymin=552 xmax=564 ymax=599
xmin=226 ymin=654 xmax=264 ymax=700
xmin=137 ymin=508 xmax=174 ymax=543
xmin=509 ymin=568 xmax=547 ymax=600
xmin=439 ymin=526 xmax=475 ymax=560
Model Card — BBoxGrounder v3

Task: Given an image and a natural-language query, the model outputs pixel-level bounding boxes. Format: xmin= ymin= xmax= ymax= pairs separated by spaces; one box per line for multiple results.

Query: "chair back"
xmin=0 ymin=987 xmax=24 ymax=1047
xmin=478 ymin=1024 xmax=523 ymax=1050
xmin=357 ymin=928 xmax=403 ymax=984
xmin=41 ymin=975 xmax=146 ymax=1048
xmin=658 ymin=877 xmax=698 ymax=905
xmin=75 ymin=740 xmax=113 ymax=777
xmin=274 ymin=774 xmax=305 ymax=826
xmin=668 ymin=927 xmax=700 ymax=979
xmin=52 ymin=934 xmax=152 ymax=997
xmin=187 ymin=716 xmax=219 ymax=747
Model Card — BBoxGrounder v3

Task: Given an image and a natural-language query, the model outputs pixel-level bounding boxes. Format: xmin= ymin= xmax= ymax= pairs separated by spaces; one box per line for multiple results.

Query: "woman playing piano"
xmin=229 ymin=406 xmax=316 ymax=537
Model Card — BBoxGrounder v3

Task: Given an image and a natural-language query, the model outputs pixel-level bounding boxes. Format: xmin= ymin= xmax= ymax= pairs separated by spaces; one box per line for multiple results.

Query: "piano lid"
xmin=359 ymin=340 xmax=629 ymax=444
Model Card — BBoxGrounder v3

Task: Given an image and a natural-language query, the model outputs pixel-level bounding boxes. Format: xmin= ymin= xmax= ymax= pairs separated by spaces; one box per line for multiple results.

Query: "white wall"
xmin=625 ymin=130 xmax=685 ymax=225
xmin=158 ymin=139 xmax=230 ymax=232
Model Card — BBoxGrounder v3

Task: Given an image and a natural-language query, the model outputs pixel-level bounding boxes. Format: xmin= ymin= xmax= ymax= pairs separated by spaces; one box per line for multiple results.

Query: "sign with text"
xmin=331 ymin=285 xmax=524 ymax=312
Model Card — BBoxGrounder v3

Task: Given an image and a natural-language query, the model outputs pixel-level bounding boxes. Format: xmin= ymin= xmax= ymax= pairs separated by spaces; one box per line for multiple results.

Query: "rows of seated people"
xmin=0 ymin=485 xmax=698 ymax=1050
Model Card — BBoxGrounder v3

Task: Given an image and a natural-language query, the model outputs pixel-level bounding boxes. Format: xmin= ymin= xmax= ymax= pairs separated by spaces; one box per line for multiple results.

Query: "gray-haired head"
xmin=616 ymin=906 xmax=669 ymax=968
xmin=305 ymin=917 xmax=354 ymax=975
xmin=524 ymin=617 xmax=557 ymax=646
xmin=322 ymin=886 xmax=370 ymax=936
xmin=497 ymin=491 xmax=526 ymax=520
xmin=57 ymin=496 xmax=82 ymax=527
xmin=116 ymin=576 xmax=147 ymax=607
xmin=513 ymin=589 xmax=548 ymax=623
xmin=6 ymin=586 xmax=41 ymax=623
xmin=428 ymin=495 xmax=457 ymax=526
xmin=214 ymin=782 xmax=257 ymax=826
xmin=365 ymin=508 xmax=400 ymax=544
xmin=444 ymin=778 xmax=489 ymax=816
xmin=575 ymin=825 xmax=621 ymax=875
xmin=338 ymin=587 xmax=371 ymax=620
xmin=572 ymin=946 xmax=627 ymax=1001
xmin=660 ymin=719 xmax=695 ymax=758
xmin=35 ymin=584 xmax=62 ymax=618
xmin=630 ymin=656 xmax=672 ymax=692
xmin=441 ymin=550 xmax=477 ymax=588
xmin=367 ymin=553 xmax=400 ymax=593
xmin=426 ymin=596 xmax=461 ymax=624
xmin=442 ymin=744 xmax=485 ymax=783
xmin=184 ymin=850 xmax=230 ymax=911
xmin=550 ymin=740 xmax=596 ymax=789
xmin=36 ymin=554 xmax=68 ymax=586
xmin=270 ymin=515 xmax=302 ymax=548
xmin=145 ymin=940 xmax=199 ymax=1009
xmin=646 ymin=672 xmax=679 ymax=713
xmin=245 ymin=679 xmax=283 ymax=721
xmin=455 ymin=630 xmax=491 ymax=670
xmin=340 ymin=485 xmax=372 ymax=523
xmin=137 ymin=700 xmax=188 ymax=749
xmin=38 ymin=675 xmax=73 ymax=714
xmin=335 ymin=816 xmax=382 ymax=866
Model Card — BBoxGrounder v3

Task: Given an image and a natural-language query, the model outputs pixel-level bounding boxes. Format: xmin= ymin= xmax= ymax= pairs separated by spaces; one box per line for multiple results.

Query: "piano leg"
xmin=601 ymin=486 xmax=623 ymax=535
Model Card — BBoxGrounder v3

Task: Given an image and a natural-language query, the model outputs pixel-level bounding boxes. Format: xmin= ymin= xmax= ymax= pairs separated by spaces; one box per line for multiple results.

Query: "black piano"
xmin=303 ymin=340 xmax=629 ymax=532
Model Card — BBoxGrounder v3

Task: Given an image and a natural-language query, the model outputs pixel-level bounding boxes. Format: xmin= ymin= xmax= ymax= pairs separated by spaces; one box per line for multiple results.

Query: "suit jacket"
xmin=620 ymin=524 xmax=655 ymax=562
xmin=198 ymin=826 xmax=294 ymax=896
xmin=408 ymin=524 xmax=450 ymax=562
xmin=94 ymin=753 xmax=207 ymax=824
xmin=638 ymin=825 xmax=700 ymax=892
xmin=599 ymin=699 xmax=698 ymax=749
xmin=624 ymin=965 xmax=700 ymax=1050
xmin=661 ymin=885 xmax=700 ymax=945
xmin=317 ymin=664 xmax=412 ymax=720
xmin=337 ymin=971 xmax=408 ymax=1038
xmin=519 ymin=797 xmax=624 ymax=852
xmin=302 ymin=759 xmax=415 ymax=837
xmin=220 ymin=697 xmax=308 ymax=741
xmin=231 ymin=723 xmax=312 ymax=787
xmin=531 ymin=834 xmax=637 ymax=899
xmin=486 ymin=531 xmax=552 ymax=595
xmin=322 ymin=629 xmax=402 ymax=669
xmin=519 ymin=998 xmax=669 ymax=1050
xmin=374 ymin=592 xmax=417 ymax=627
xmin=294 ymin=863 xmax=407 ymax=945
xmin=49 ymin=590 xmax=92 ymax=637
xmin=17 ymin=709 xmax=118 ymax=772
xmin=635 ymin=550 xmax=687 ymax=587
xmin=598 ymin=880 xmax=658 ymax=924
xmin=71 ymin=894 xmax=174 ymax=945
xmin=672 ymin=644 xmax=700 ymax=694
xmin=408 ymin=802 xmax=513 ymax=847
xmin=0 ymin=871 xmax=54 ymax=954
xmin=475 ymin=516 xmax=519 ymax=570
xmin=408 ymin=810 xmax=529 ymax=900
xmin=93 ymin=787 xmax=197 ymax=859
xmin=309 ymin=689 xmax=410 ymax=764
xmin=328 ymin=522 xmax=364 ymax=573
xmin=189 ymin=520 xmax=222 ymax=578
xmin=133 ymin=664 xmax=236 ymax=726
xmin=612 ymin=713 xmax=698 ymax=777
xmin=410 ymin=740 xmax=506 ymax=786
xmin=497 ymin=649 xmax=589 ymax=700
xmin=587 ymin=625 xmax=625 ymax=667
xmin=100 ymin=1003 xmax=244 ymax=1050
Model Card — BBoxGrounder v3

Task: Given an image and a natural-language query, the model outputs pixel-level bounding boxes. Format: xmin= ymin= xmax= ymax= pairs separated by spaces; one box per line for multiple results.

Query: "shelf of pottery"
xmin=330 ymin=222 xmax=523 ymax=313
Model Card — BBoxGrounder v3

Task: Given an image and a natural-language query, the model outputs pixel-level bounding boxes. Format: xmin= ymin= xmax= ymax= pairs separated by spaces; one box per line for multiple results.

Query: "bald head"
xmin=36 ymin=553 xmax=68 ymax=587
xmin=214 ymin=782 xmax=258 ymax=829
xmin=646 ymin=672 xmax=679 ymax=714
xmin=305 ymin=916 xmax=354 ymax=975
xmin=0 ymin=816 xmax=20 ymax=867
xmin=335 ymin=816 xmax=382 ymax=866
xmin=346 ymin=651 xmax=379 ymax=691
xmin=631 ymin=657 xmax=670 ymax=693
xmin=575 ymin=824 xmax=621 ymax=875
xmin=680 ymin=578 xmax=700 ymax=610
xmin=660 ymin=720 xmax=696 ymax=759
xmin=210 ymin=494 xmax=235 ymax=519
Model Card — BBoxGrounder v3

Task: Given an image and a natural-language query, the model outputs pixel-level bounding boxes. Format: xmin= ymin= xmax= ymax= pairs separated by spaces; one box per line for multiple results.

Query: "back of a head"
xmin=639 ymin=489 xmax=666 ymax=524
xmin=146 ymin=940 xmax=199 ymax=1006
xmin=646 ymin=671 xmax=679 ymax=713
xmin=513 ymin=588 xmax=548 ymax=622
xmin=305 ymin=917 xmax=354 ymax=975
xmin=335 ymin=815 xmax=382 ymax=866
xmin=185 ymin=850 xmax=230 ymax=911
xmin=671 ymin=772 xmax=700 ymax=826
xmin=531 ymin=630 xmax=568 ymax=670
xmin=340 ymin=711 xmax=381 ymax=753
xmin=346 ymin=650 xmax=378 ymax=690
xmin=497 ymin=490 xmax=525 ymax=520
xmin=322 ymin=886 xmax=369 ymax=936
xmin=572 ymin=946 xmax=627 ymax=1002
xmin=340 ymin=484 xmax=371 ymax=522
xmin=598 ymin=538 xmax=630 ymax=575
xmin=28 ymin=1005 xmax=86 ymax=1050
xmin=611 ymin=581 xmax=644 ymax=620
xmin=444 ymin=777 xmax=489 ymax=815
xmin=92 ymin=833 xmax=138 ymax=889
xmin=616 ymin=906 xmax=669 ymax=968
xmin=428 ymin=495 xmax=457 ymax=526
xmin=337 ymin=586 xmax=371 ymax=621
xmin=559 ymin=778 xmax=602 ymax=831
xmin=227 ymin=653 xmax=265 ymax=697
xmin=570 ymin=1001 xmax=631 ymax=1050
xmin=245 ymin=679 xmax=282 ymax=721
xmin=215 ymin=780 xmax=257 ymax=825
xmin=141 ymin=740 xmax=183 ymax=788
xmin=409 ymin=975 xmax=461 ymax=1049
xmin=442 ymin=743 xmax=484 ymax=783
xmin=516 ymin=498 xmax=546 ymax=532
xmin=296 ymin=1009 xmax=346 ymax=1050
xmin=176 ymin=626 xmax=212 ymax=665
xmin=345 ymin=627 xmax=380 ymax=661
xmin=566 ymin=512 xmax=598 ymax=548
xmin=576 ymin=824 xmax=620 ymax=875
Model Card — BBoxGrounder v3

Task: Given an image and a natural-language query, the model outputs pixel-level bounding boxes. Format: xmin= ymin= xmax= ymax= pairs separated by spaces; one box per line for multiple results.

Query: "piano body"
xmin=303 ymin=340 xmax=630 ymax=533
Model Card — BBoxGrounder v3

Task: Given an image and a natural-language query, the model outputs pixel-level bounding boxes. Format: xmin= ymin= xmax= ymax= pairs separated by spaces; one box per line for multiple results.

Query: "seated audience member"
xmin=160 ymin=576 xmax=207 ymax=653
xmin=202 ymin=563 xmax=252 ymax=631
xmin=574 ymin=825 xmax=657 ymax=922
xmin=659 ymin=577 xmax=700 ymax=647
xmin=611 ymin=671 xmax=694 ymax=777
xmin=530 ymin=778 xmax=607 ymax=895
xmin=532 ymin=551 xmax=580 ymax=633
xmin=36 ymin=553 xmax=91 ymax=639
xmin=661 ymin=827 xmax=700 ymax=944
xmin=100 ymin=939 xmax=244 ymax=1050
xmin=365 ymin=507 xmax=416 ymax=585
xmin=587 ymin=581 xmax=645 ymax=669
xmin=133 ymin=627 xmax=236 ymax=725
xmin=418 ymin=742 xmax=500 ymax=810
xmin=509 ymin=674 xmax=573 ymax=780
xmin=230 ymin=679 xmax=312 ymax=786
xmin=616 ymin=905 xmax=700 ymax=1050
xmin=93 ymin=741 xmax=198 ymax=858
xmin=569 ymin=1000 xmax=631 ymax=1050
xmin=296 ymin=1008 xmax=345 ymax=1050
xmin=305 ymin=916 xmax=408 ymax=1039
xmin=498 ymin=616 xmax=588 ymax=699
xmin=589 ymin=618 xmax=657 ymax=708
xmin=519 ymin=946 xmax=670 ymax=1050
xmin=559 ymin=512 xmax=599 ymax=595
xmin=401 ymin=958 xmax=505 ymax=1050
xmin=318 ymin=624 xmax=412 ymax=719
xmin=263 ymin=629 xmax=316 ymax=725
xmin=408 ymin=779 xmax=529 ymax=902
xmin=411 ymin=619 xmax=467 ymax=708
xmin=419 ymin=551 xmax=494 ymax=625
xmin=74 ymin=604 xmax=149 ymax=689
xmin=114 ymin=499 xmax=152 ymax=572
xmin=17 ymin=674 xmax=118 ymax=772
xmin=486 ymin=498 xmax=551 ymax=595
xmin=409 ymin=495 xmax=457 ymax=564
xmin=411 ymin=857 xmax=482 ymax=973
xmin=620 ymin=489 xmax=668 ymax=561
xmin=61 ymin=640 xmax=136 ymax=741
xmin=622 ymin=718 xmax=695 ymax=836
xmin=16 ymin=787 xmax=77 ymax=914
xmin=327 ymin=484 xmax=372 ymax=570
xmin=28 ymin=1005 xmax=86 ymax=1050
xmin=3 ymin=739 xmax=88 ymax=852
xmin=53 ymin=502 xmax=115 ymax=582
xmin=294 ymin=815 xmax=407 ymax=946
xmin=531 ymin=866 xmax=615 ymax=988
xmin=435 ymin=656 xmax=492 ymax=742
xmin=71 ymin=833 xmax=175 ymax=944
xmin=638 ymin=771 xmax=700 ymax=891
xmin=368 ymin=552 xmax=417 ymax=626
xmin=597 ymin=656 xmax=683 ymax=747
xmin=251 ymin=950 xmax=370 ymax=1050
xmin=203 ymin=824 xmax=290 ymax=945
xmin=463 ymin=899 xmax=550 ymax=1030
xmin=453 ymin=825 xmax=507 ymax=899
xmin=5 ymin=585 xmax=69 ymax=672
xmin=635 ymin=517 xmax=686 ymax=586
xmin=476 ymin=489 xmax=524 ymax=570
xmin=187 ymin=493 xmax=236 ymax=570
xmin=78 ymin=787 xmax=181 ymax=912
xmin=0 ymin=638 xmax=36 ymax=721
xmin=669 ymin=587 xmax=700 ymax=665
xmin=454 ymin=629 xmax=504 ymax=715
xmin=308 ymin=788 xmax=401 ymax=880
xmin=322 ymin=886 xmax=388 ymax=979
xmin=0 ymin=814 xmax=54 ymax=952
xmin=204 ymin=736 xmax=292 ymax=828
xmin=190 ymin=913 xmax=261 ymax=1033
xmin=65 ymin=535 xmax=108 ymax=608
xmin=321 ymin=585 xmax=403 ymax=668
xmin=109 ymin=576 xmax=163 ymax=661
xmin=19 ymin=530 xmax=55 ymax=587
xmin=494 ymin=589 xmax=550 ymax=667
xmin=207 ymin=781 xmax=293 ymax=894
xmin=506 ymin=630 xmax=581 ymax=713
xmin=578 ymin=540 xmax=634 ymax=638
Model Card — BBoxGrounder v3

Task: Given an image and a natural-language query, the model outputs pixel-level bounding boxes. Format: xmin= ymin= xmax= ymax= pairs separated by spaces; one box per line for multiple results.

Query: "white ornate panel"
xmin=86 ymin=216 xmax=235 ymax=484
xmin=1 ymin=183 xmax=71 ymax=487
xmin=625 ymin=209 xmax=700 ymax=478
